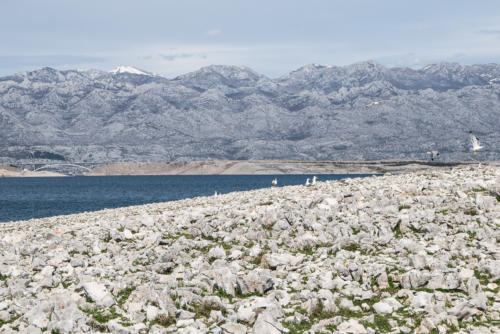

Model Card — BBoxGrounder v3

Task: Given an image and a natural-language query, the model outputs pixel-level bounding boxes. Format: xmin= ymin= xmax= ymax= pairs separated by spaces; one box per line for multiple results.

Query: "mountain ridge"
xmin=0 ymin=61 xmax=499 ymax=163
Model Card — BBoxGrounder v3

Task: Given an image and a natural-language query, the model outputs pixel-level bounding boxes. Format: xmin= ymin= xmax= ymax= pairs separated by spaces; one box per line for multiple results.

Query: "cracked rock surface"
xmin=0 ymin=166 xmax=499 ymax=333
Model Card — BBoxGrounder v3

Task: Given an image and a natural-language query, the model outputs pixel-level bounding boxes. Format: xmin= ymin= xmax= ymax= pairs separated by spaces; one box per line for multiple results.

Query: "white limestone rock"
xmin=81 ymin=282 xmax=115 ymax=307
xmin=373 ymin=301 xmax=393 ymax=314
xmin=337 ymin=319 xmax=368 ymax=333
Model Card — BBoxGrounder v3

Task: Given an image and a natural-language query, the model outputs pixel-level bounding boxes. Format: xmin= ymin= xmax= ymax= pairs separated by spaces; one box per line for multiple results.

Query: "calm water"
xmin=0 ymin=174 xmax=372 ymax=223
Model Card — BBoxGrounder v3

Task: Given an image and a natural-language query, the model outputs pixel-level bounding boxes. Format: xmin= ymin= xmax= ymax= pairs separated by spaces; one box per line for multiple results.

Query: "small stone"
xmin=458 ymin=268 xmax=474 ymax=281
xmin=221 ymin=322 xmax=247 ymax=334
xmin=337 ymin=319 xmax=368 ymax=333
xmin=252 ymin=312 xmax=283 ymax=334
xmin=208 ymin=247 xmax=226 ymax=260
xmin=373 ymin=301 xmax=393 ymax=314
xmin=412 ymin=291 xmax=433 ymax=309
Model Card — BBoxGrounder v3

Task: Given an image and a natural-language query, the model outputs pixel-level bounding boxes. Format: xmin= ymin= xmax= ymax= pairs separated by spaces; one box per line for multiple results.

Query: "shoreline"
xmin=0 ymin=166 xmax=499 ymax=333
xmin=85 ymin=160 xmax=491 ymax=176
xmin=0 ymin=165 xmax=65 ymax=177
xmin=3 ymin=160 xmax=499 ymax=177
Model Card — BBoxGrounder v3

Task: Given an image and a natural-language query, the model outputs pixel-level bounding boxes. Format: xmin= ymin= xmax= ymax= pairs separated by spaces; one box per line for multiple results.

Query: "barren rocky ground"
xmin=0 ymin=166 xmax=499 ymax=333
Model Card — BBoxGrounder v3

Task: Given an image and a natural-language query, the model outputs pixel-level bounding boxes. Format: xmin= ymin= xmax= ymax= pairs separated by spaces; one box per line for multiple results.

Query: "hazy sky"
xmin=2 ymin=0 xmax=500 ymax=77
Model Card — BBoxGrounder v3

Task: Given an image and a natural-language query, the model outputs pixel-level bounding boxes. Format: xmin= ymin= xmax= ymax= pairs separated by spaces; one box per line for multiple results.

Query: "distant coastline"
xmin=4 ymin=160 xmax=498 ymax=177
xmin=0 ymin=164 xmax=65 ymax=177
xmin=84 ymin=160 xmax=499 ymax=176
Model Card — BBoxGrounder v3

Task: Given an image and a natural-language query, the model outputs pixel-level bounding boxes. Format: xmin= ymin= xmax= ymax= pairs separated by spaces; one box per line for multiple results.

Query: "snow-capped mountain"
xmin=110 ymin=66 xmax=152 ymax=76
xmin=0 ymin=61 xmax=499 ymax=163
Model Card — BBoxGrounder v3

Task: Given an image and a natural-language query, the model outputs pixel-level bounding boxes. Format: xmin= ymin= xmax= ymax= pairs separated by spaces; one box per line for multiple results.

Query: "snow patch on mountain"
xmin=110 ymin=66 xmax=151 ymax=76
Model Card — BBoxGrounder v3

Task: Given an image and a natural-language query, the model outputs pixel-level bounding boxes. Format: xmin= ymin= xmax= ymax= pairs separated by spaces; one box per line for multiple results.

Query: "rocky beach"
xmin=0 ymin=166 xmax=499 ymax=333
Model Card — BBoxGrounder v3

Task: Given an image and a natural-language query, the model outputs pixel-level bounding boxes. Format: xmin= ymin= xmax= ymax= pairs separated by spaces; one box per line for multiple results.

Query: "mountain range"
xmin=0 ymin=61 xmax=499 ymax=163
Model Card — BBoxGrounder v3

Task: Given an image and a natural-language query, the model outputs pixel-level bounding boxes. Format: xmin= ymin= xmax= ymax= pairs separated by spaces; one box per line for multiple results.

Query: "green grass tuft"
xmin=116 ymin=286 xmax=136 ymax=306
xmin=151 ymin=314 xmax=175 ymax=327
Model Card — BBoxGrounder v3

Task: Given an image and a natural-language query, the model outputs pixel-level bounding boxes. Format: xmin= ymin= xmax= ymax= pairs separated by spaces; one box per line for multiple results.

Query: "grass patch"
xmin=474 ymin=270 xmax=490 ymax=285
xmin=409 ymin=225 xmax=423 ymax=234
xmin=352 ymin=296 xmax=381 ymax=308
xmin=361 ymin=314 xmax=392 ymax=333
xmin=215 ymin=288 xmax=233 ymax=303
xmin=103 ymin=233 xmax=112 ymax=243
xmin=0 ymin=314 xmax=20 ymax=328
xmin=250 ymin=251 xmax=265 ymax=266
xmin=464 ymin=208 xmax=478 ymax=216
xmin=116 ymin=286 xmax=136 ymax=306
xmin=282 ymin=300 xmax=344 ymax=334
xmin=398 ymin=205 xmax=411 ymax=211
xmin=435 ymin=288 xmax=467 ymax=295
xmin=0 ymin=274 xmax=8 ymax=287
xmin=310 ymin=300 xmax=340 ymax=320
xmin=436 ymin=209 xmax=450 ymax=215
xmin=298 ymin=246 xmax=316 ymax=256
xmin=61 ymin=278 xmax=73 ymax=289
xmin=245 ymin=241 xmax=255 ymax=248
xmin=341 ymin=243 xmax=359 ymax=252
xmin=396 ymin=307 xmax=426 ymax=329
xmin=282 ymin=321 xmax=312 ymax=333
xmin=392 ymin=220 xmax=402 ymax=239
xmin=81 ymin=306 xmax=121 ymax=324
xmin=150 ymin=314 xmax=175 ymax=328
xmin=334 ymin=307 xmax=364 ymax=318
xmin=351 ymin=227 xmax=361 ymax=235
xmin=327 ymin=248 xmax=339 ymax=257
xmin=325 ymin=324 xmax=338 ymax=331
xmin=382 ymin=269 xmax=399 ymax=294
xmin=236 ymin=290 xmax=262 ymax=299
xmin=192 ymin=300 xmax=226 ymax=319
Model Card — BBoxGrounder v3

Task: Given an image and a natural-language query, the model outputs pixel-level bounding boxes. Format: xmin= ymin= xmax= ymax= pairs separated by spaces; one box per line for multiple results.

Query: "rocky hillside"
xmin=0 ymin=61 xmax=499 ymax=163
xmin=0 ymin=166 xmax=499 ymax=333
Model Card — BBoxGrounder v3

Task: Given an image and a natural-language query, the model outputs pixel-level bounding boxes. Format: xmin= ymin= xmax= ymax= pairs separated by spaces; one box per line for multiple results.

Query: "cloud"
xmin=206 ymin=28 xmax=222 ymax=36
xmin=0 ymin=55 xmax=106 ymax=69
xmin=478 ymin=29 xmax=500 ymax=35
xmin=159 ymin=53 xmax=207 ymax=61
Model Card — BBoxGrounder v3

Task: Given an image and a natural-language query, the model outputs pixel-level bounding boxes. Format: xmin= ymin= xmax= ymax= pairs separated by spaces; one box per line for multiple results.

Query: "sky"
xmin=2 ymin=0 xmax=500 ymax=78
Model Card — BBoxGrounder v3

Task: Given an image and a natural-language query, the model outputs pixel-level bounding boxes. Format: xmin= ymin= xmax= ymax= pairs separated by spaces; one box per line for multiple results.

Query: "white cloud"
xmin=206 ymin=29 xmax=222 ymax=36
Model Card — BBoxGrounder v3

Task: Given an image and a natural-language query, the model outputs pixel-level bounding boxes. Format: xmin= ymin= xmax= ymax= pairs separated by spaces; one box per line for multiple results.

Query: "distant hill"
xmin=0 ymin=61 xmax=499 ymax=163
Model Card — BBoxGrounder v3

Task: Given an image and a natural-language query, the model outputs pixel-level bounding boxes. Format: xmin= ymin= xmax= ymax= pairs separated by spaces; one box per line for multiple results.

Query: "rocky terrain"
xmin=1 ymin=61 xmax=499 ymax=164
xmin=0 ymin=166 xmax=499 ymax=333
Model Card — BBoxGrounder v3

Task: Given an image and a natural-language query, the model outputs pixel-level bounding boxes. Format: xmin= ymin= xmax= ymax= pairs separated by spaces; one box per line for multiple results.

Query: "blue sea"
xmin=0 ymin=174 xmax=372 ymax=223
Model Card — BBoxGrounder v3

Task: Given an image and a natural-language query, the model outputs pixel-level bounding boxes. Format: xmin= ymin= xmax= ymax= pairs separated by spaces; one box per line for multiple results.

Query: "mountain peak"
xmin=346 ymin=60 xmax=386 ymax=71
xmin=193 ymin=65 xmax=261 ymax=78
xmin=110 ymin=66 xmax=152 ymax=76
xmin=174 ymin=65 xmax=263 ymax=90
